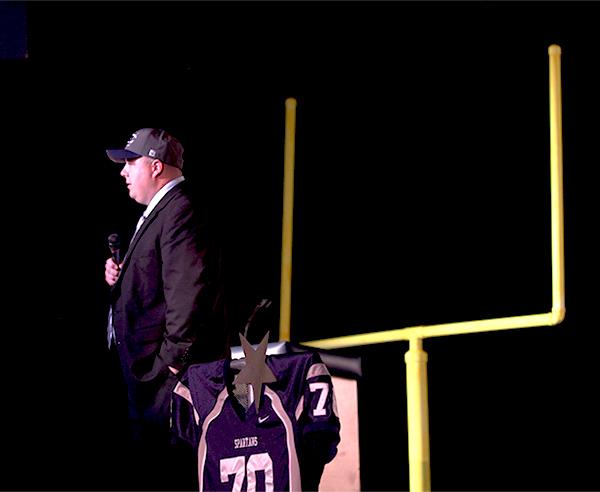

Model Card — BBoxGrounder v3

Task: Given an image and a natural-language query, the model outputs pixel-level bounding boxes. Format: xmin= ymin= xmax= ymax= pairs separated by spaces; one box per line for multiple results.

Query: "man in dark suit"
xmin=104 ymin=128 xmax=228 ymax=489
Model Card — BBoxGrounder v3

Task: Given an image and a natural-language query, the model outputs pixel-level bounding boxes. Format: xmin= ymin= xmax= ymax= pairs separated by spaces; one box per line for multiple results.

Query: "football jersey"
xmin=171 ymin=351 xmax=341 ymax=491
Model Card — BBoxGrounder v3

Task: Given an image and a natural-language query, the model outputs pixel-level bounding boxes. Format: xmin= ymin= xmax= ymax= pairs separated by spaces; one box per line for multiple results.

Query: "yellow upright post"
xmin=279 ymin=97 xmax=297 ymax=341
xmin=548 ymin=45 xmax=566 ymax=323
xmin=405 ymin=337 xmax=431 ymax=492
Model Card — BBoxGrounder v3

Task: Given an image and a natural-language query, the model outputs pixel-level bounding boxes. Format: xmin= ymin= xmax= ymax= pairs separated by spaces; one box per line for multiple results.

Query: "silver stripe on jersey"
xmin=174 ymin=382 xmax=200 ymax=425
xmin=306 ymin=362 xmax=330 ymax=379
xmin=295 ymin=396 xmax=304 ymax=422
xmin=265 ymin=386 xmax=302 ymax=492
xmin=198 ymin=387 xmax=230 ymax=492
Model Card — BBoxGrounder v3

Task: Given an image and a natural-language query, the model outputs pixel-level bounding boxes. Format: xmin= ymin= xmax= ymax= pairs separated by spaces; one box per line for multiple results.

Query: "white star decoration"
xmin=234 ymin=331 xmax=276 ymax=411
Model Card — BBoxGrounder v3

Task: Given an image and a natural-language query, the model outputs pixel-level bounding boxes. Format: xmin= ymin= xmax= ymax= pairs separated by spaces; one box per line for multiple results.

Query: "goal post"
xmin=278 ymin=45 xmax=565 ymax=492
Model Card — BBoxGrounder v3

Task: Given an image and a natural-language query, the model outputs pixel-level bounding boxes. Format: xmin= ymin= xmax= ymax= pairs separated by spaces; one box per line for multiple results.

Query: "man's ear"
xmin=151 ymin=159 xmax=164 ymax=177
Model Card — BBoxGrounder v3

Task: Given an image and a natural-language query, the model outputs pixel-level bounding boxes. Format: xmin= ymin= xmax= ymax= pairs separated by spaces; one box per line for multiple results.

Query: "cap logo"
xmin=148 ymin=149 xmax=156 ymax=157
xmin=126 ymin=133 xmax=138 ymax=146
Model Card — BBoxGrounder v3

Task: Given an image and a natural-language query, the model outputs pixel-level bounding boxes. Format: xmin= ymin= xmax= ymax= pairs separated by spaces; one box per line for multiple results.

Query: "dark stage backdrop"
xmin=1 ymin=2 xmax=598 ymax=491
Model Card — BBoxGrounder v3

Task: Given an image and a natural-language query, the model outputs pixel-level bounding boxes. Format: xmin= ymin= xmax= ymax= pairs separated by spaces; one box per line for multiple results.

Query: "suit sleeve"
xmin=156 ymin=201 xmax=226 ymax=372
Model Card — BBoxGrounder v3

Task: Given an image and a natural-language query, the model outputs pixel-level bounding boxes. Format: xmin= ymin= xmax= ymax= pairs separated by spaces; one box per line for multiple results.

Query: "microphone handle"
xmin=110 ymin=248 xmax=121 ymax=265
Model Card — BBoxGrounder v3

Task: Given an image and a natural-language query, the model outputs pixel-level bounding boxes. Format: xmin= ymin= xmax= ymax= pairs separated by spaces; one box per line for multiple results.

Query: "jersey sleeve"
xmin=297 ymin=356 xmax=341 ymax=490
xmin=171 ymin=376 xmax=201 ymax=449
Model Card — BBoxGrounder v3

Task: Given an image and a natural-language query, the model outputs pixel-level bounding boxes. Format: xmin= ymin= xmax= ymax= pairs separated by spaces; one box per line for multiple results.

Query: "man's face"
xmin=120 ymin=156 xmax=154 ymax=205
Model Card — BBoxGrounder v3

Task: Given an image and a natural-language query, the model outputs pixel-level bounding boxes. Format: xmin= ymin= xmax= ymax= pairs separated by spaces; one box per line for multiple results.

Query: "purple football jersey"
xmin=172 ymin=351 xmax=341 ymax=491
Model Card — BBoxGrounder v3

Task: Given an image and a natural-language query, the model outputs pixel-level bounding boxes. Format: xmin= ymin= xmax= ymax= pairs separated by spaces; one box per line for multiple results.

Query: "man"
xmin=104 ymin=128 xmax=228 ymax=489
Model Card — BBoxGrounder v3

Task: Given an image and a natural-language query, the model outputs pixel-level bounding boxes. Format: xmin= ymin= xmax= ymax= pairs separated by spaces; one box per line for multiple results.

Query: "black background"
xmin=1 ymin=1 xmax=598 ymax=491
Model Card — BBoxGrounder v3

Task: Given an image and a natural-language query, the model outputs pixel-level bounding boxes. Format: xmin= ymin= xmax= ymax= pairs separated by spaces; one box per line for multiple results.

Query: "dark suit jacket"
xmin=111 ymin=181 xmax=228 ymax=385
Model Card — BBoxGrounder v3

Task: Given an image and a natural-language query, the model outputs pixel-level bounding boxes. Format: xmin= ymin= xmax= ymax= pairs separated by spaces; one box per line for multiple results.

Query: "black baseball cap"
xmin=106 ymin=128 xmax=184 ymax=169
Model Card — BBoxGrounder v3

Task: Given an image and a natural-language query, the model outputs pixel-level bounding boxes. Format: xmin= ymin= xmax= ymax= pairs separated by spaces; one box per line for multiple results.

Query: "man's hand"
xmin=105 ymin=257 xmax=122 ymax=286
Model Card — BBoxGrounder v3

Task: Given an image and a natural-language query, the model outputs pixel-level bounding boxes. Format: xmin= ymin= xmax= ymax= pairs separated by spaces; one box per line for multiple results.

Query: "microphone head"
xmin=108 ymin=233 xmax=121 ymax=251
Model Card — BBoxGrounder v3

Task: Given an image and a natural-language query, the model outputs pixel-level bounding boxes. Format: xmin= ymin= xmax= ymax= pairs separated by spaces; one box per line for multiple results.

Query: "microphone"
xmin=107 ymin=233 xmax=121 ymax=264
